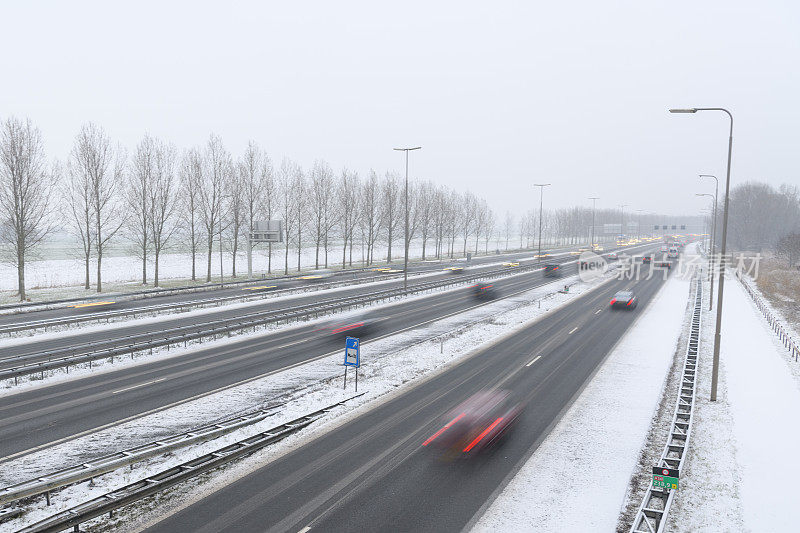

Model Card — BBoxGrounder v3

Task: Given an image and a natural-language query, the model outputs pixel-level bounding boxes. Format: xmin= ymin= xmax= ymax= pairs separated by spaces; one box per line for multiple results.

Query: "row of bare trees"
xmin=0 ymin=119 xmax=509 ymax=300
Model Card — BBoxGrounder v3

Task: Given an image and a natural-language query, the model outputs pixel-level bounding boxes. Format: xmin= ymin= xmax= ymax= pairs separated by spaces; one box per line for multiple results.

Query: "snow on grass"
xmin=667 ymin=272 xmax=800 ymax=532
xmin=0 ymin=271 xmax=611 ymax=532
xmin=472 ymin=267 xmax=692 ymax=532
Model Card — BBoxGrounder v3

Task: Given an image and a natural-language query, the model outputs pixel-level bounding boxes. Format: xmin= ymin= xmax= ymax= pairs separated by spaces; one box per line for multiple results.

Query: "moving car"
xmin=502 ymin=261 xmax=519 ymax=268
xmin=642 ymin=255 xmax=652 ymax=264
xmin=314 ymin=311 xmax=383 ymax=338
xmin=610 ymin=290 xmax=638 ymax=309
xmin=443 ymin=266 xmax=465 ymax=274
xmin=422 ymin=389 xmax=522 ymax=457
xmin=472 ymin=283 xmax=499 ymax=300
xmin=607 ymin=252 xmax=619 ymax=261
xmin=298 ymin=269 xmax=334 ymax=281
xmin=668 ymin=247 xmax=679 ymax=259
xmin=543 ymin=264 xmax=562 ymax=277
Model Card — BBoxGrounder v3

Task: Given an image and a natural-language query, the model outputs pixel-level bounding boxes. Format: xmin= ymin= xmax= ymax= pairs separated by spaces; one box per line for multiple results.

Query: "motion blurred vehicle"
xmin=69 ymin=301 xmax=117 ymax=312
xmin=443 ymin=265 xmax=465 ymax=274
xmin=592 ymin=244 xmax=604 ymax=252
xmin=543 ymin=264 xmax=561 ymax=277
xmin=298 ymin=269 xmax=334 ymax=281
xmin=241 ymin=285 xmax=277 ymax=292
xmin=502 ymin=261 xmax=519 ymax=268
xmin=472 ymin=283 xmax=499 ymax=300
xmin=422 ymin=389 xmax=522 ymax=458
xmin=610 ymin=290 xmax=638 ymax=310
xmin=642 ymin=255 xmax=652 ymax=264
xmin=660 ymin=245 xmax=669 ymax=253
xmin=607 ymin=252 xmax=619 ymax=261
xmin=668 ymin=247 xmax=679 ymax=259
xmin=314 ymin=311 xmax=383 ymax=339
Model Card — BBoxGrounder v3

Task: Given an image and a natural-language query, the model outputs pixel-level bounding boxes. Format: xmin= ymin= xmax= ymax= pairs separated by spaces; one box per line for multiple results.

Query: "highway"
xmin=143 ymin=256 xmax=671 ymax=532
xmin=0 ymin=249 xmax=583 ymax=365
xmin=0 ymin=253 xmax=603 ymax=461
xmin=0 ymin=247 xmax=567 ymax=329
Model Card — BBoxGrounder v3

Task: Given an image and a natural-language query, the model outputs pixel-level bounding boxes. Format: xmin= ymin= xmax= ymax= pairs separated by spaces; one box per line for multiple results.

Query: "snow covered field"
xmin=1 ymin=271 xmax=611 ymax=532
xmin=472 ymin=266 xmax=692 ymax=532
xmin=667 ymin=273 xmax=800 ymax=532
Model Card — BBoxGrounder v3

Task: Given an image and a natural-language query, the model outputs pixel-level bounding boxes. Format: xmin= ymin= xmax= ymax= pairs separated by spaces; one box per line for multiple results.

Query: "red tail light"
xmin=627 ymin=299 xmax=633 ymax=306
xmin=423 ymin=413 xmax=465 ymax=446
xmin=610 ymin=298 xmax=617 ymax=305
xmin=463 ymin=417 xmax=504 ymax=452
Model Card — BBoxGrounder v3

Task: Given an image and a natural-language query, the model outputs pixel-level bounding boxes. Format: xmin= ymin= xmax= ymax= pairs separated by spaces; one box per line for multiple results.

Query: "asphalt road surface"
xmin=143 ymin=260 xmax=673 ymax=532
xmin=0 ymin=252 xmax=600 ymax=461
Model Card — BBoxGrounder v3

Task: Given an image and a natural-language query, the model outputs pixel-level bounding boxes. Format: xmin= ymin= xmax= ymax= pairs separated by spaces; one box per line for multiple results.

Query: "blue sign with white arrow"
xmin=344 ymin=336 xmax=360 ymax=367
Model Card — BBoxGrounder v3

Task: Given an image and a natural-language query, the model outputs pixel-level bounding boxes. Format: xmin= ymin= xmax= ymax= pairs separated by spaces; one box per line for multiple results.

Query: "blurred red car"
xmin=422 ymin=389 xmax=522 ymax=457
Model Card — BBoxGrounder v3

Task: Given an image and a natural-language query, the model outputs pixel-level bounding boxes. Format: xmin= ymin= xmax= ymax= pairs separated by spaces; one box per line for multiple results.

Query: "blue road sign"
xmin=344 ymin=337 xmax=360 ymax=367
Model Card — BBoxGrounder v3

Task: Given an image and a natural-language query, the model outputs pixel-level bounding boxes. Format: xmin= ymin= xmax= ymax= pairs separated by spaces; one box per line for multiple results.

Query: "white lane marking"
xmin=298 ymin=527 xmax=311 ymax=533
xmin=568 ymin=327 xmax=578 ymax=335
xmin=595 ymin=309 xmax=602 ymax=315
xmin=525 ymin=355 xmax=542 ymax=367
xmin=112 ymin=378 xmax=165 ymax=394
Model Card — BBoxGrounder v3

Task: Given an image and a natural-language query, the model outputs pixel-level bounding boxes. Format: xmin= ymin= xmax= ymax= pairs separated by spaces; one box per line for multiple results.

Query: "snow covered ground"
xmin=0 ymin=271 xmax=612 ymax=532
xmin=667 ymin=273 xmax=800 ymax=532
xmin=472 ymin=267 xmax=692 ymax=532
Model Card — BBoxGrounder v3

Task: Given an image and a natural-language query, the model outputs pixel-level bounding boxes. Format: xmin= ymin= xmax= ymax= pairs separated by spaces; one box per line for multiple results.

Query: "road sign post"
xmin=343 ymin=336 xmax=360 ymax=392
xmin=652 ymin=466 xmax=679 ymax=491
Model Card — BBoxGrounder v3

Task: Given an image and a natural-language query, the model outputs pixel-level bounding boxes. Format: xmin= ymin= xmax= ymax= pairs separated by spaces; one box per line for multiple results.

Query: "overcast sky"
xmin=1 ymin=1 xmax=798 ymax=219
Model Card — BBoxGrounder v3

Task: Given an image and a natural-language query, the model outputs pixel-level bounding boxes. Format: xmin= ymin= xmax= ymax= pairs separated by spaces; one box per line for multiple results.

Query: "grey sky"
xmin=2 ymin=1 xmax=798 ymax=218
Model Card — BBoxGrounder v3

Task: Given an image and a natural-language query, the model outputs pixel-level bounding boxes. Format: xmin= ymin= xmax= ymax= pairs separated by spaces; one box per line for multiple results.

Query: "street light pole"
xmin=618 ymin=204 xmax=628 ymax=239
xmin=534 ymin=184 xmax=551 ymax=263
xmin=393 ymin=146 xmax=421 ymax=292
xmin=671 ymin=107 xmax=734 ymax=402
xmin=589 ymin=197 xmax=599 ymax=249
xmin=700 ymin=174 xmax=719 ymax=302
xmin=696 ymin=192 xmax=715 ymax=310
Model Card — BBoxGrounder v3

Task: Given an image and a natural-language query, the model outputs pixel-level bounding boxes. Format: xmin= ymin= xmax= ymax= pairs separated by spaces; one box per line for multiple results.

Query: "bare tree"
xmin=461 ymin=191 xmax=477 ymax=256
xmin=382 ymin=172 xmax=401 ymax=262
xmin=309 ymin=160 xmax=334 ymax=268
xmin=64 ymin=155 xmax=93 ymax=289
xmin=277 ymin=158 xmax=304 ymax=274
xmin=0 ymin=117 xmax=54 ymax=300
xmin=238 ymin=141 xmax=275 ymax=276
xmin=337 ymin=168 xmax=360 ymax=269
xmin=359 ymin=170 xmax=382 ymax=265
xmin=149 ymin=139 xmax=179 ymax=286
xmin=179 ymin=148 xmax=203 ymax=281
xmin=416 ymin=181 xmax=434 ymax=260
xmin=226 ymin=157 xmax=245 ymax=278
xmin=775 ymin=233 xmax=800 ymax=268
xmin=198 ymin=135 xmax=230 ymax=281
xmin=126 ymin=134 xmax=156 ymax=284
xmin=503 ymin=211 xmax=514 ymax=251
xmin=69 ymin=123 xmax=125 ymax=292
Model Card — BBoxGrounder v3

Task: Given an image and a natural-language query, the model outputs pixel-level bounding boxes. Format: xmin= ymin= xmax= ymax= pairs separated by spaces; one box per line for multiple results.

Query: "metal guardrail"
xmin=10 ymin=394 xmax=364 ymax=533
xmin=735 ymin=272 xmax=799 ymax=362
xmin=0 ymin=269 xmax=408 ymax=336
xmin=630 ymin=276 xmax=702 ymax=533
xmin=0 ymin=402 xmax=288 ymax=506
xmin=0 ymin=263 xmax=548 ymax=383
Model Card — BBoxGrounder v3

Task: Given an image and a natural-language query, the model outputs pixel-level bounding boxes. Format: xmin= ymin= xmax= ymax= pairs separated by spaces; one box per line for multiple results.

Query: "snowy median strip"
xmin=472 ymin=269 xmax=692 ymax=532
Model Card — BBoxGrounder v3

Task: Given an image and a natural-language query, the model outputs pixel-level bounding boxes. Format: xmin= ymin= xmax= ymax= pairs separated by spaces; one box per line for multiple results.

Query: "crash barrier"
xmin=0 ymin=262 xmax=555 ymax=383
xmin=5 ymin=394 xmax=364 ymax=532
xmin=630 ymin=276 xmax=702 ymax=533
xmin=0 ymin=269 xmax=410 ymax=336
xmin=735 ymin=272 xmax=799 ymax=362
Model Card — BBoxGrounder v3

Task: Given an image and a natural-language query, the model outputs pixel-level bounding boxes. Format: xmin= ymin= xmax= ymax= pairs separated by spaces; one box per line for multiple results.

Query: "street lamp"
xmin=393 ymin=146 xmax=421 ymax=291
xmin=534 ymin=184 xmax=551 ymax=262
xmin=618 ymin=204 xmax=628 ymax=239
xmin=696 ymin=192 xmax=716 ymax=310
xmin=670 ymin=107 xmax=734 ymax=402
xmin=589 ymin=197 xmax=599 ymax=249
xmin=700 ymin=174 xmax=719 ymax=273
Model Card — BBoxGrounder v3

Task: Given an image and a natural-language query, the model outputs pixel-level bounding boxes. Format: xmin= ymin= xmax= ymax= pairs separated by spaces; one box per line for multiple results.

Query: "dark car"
xmin=543 ymin=264 xmax=562 ymax=277
xmin=422 ymin=389 xmax=523 ymax=458
xmin=642 ymin=255 xmax=652 ymax=264
xmin=610 ymin=290 xmax=638 ymax=309
xmin=472 ymin=283 xmax=499 ymax=300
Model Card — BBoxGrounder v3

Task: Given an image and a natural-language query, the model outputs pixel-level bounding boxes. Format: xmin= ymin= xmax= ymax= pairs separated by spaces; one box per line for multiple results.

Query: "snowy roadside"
xmin=472 ymin=269 xmax=692 ymax=532
xmin=1 ymin=272 xmax=614 ymax=532
xmin=666 ymin=273 xmax=800 ymax=532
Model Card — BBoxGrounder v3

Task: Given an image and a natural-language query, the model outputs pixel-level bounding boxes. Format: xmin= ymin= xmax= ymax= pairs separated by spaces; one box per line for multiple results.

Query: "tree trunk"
xmin=97 ymin=249 xmax=103 ymax=293
xmin=16 ymin=249 xmax=25 ymax=301
xmin=268 ymin=242 xmax=272 ymax=274
xmin=206 ymin=237 xmax=213 ymax=282
xmin=84 ymin=255 xmax=90 ymax=290
xmin=154 ymin=250 xmax=160 ymax=287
